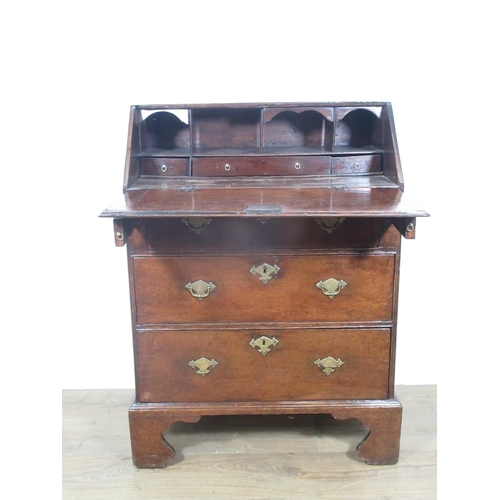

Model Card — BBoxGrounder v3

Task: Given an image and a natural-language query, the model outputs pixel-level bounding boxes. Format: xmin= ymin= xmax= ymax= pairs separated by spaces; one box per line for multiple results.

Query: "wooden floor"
xmin=62 ymin=385 xmax=436 ymax=499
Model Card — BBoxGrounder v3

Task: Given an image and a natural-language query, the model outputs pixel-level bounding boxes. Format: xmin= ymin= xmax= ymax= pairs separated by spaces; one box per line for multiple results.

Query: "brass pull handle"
xmin=314 ymin=217 xmax=346 ymax=233
xmin=249 ymin=336 xmax=279 ymax=356
xmin=185 ymin=280 xmax=216 ymax=299
xmin=250 ymin=263 xmax=280 ymax=284
xmin=314 ymin=356 xmax=344 ymax=376
xmin=181 ymin=217 xmax=213 ymax=234
xmin=188 ymin=357 xmax=218 ymax=376
xmin=316 ymin=277 xmax=347 ymax=299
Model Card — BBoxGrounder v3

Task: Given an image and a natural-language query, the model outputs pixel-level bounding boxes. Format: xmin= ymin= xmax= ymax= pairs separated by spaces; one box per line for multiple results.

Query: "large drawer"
xmin=133 ymin=253 xmax=395 ymax=325
xmin=136 ymin=328 xmax=391 ymax=402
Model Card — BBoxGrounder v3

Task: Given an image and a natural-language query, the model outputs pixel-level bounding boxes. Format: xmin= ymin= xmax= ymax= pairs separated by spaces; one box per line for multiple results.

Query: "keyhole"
xmin=263 ymin=266 xmax=267 ymax=273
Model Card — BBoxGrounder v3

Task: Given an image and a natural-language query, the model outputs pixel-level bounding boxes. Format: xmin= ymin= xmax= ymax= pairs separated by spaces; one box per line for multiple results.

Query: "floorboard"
xmin=62 ymin=385 xmax=436 ymax=499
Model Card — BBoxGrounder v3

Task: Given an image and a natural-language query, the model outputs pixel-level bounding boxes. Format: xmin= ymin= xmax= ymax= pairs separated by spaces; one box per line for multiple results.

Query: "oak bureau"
xmin=100 ymin=102 xmax=428 ymax=467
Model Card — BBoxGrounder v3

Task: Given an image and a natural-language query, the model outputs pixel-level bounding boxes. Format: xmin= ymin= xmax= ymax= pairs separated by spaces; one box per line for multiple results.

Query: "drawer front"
xmin=192 ymin=156 xmax=331 ymax=176
xmin=139 ymin=157 xmax=190 ymax=176
xmin=331 ymin=155 xmax=382 ymax=174
xmin=146 ymin=217 xmax=394 ymax=252
xmin=133 ymin=254 xmax=394 ymax=325
xmin=136 ymin=328 xmax=390 ymax=402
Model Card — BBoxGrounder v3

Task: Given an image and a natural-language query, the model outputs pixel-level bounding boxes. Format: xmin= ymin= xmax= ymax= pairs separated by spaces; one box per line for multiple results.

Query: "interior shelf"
xmin=192 ymin=108 xmax=261 ymax=155
xmin=138 ymin=147 xmax=191 ymax=158
xmin=134 ymin=106 xmax=385 ymax=158
xmin=262 ymin=109 xmax=334 ymax=153
xmin=124 ymin=103 xmax=402 ymax=188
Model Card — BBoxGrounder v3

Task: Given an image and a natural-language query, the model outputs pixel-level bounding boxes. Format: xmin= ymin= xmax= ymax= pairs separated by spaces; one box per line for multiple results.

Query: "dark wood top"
xmin=100 ymin=176 xmax=428 ymax=218
xmin=134 ymin=101 xmax=390 ymax=110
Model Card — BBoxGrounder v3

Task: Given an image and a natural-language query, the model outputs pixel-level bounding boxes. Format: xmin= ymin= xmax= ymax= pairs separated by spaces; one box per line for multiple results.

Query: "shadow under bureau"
xmin=100 ymin=102 xmax=428 ymax=467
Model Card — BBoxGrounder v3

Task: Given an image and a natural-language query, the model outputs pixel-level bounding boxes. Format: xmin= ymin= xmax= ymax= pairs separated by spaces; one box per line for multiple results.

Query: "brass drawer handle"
xmin=314 ymin=356 xmax=344 ymax=376
xmin=316 ymin=277 xmax=347 ymax=299
xmin=181 ymin=217 xmax=213 ymax=234
xmin=314 ymin=217 xmax=346 ymax=233
xmin=250 ymin=263 xmax=280 ymax=284
xmin=185 ymin=280 xmax=216 ymax=299
xmin=249 ymin=335 xmax=279 ymax=356
xmin=188 ymin=357 xmax=218 ymax=376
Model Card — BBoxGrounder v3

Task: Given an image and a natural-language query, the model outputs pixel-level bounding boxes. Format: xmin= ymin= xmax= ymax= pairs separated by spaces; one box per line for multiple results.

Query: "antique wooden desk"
xmin=101 ymin=102 xmax=428 ymax=467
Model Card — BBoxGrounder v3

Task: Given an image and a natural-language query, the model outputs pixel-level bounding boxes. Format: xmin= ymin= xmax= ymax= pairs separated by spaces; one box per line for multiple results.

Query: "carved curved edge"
xmin=129 ymin=408 xmax=201 ymax=468
xmin=129 ymin=397 xmax=402 ymax=467
xmin=330 ymin=399 xmax=402 ymax=465
xmin=263 ymin=107 xmax=334 ymax=123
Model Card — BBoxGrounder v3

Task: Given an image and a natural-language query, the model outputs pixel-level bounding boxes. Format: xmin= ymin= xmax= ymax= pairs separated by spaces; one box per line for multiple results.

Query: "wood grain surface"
xmin=62 ymin=385 xmax=436 ymax=499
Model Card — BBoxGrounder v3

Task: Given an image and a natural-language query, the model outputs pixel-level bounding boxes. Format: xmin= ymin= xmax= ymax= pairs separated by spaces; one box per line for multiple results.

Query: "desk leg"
xmin=128 ymin=402 xmax=200 ymax=468
xmin=331 ymin=398 xmax=403 ymax=465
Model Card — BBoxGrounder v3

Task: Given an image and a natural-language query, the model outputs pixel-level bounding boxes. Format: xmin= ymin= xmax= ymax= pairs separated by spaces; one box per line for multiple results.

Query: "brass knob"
xmin=160 ymin=164 xmax=169 ymax=173
xmin=185 ymin=280 xmax=216 ymax=299
xmin=294 ymin=162 xmax=301 ymax=170
xmin=316 ymin=278 xmax=347 ymax=299
xmin=188 ymin=357 xmax=218 ymax=376
xmin=224 ymin=164 xmax=231 ymax=171
xmin=314 ymin=356 xmax=344 ymax=376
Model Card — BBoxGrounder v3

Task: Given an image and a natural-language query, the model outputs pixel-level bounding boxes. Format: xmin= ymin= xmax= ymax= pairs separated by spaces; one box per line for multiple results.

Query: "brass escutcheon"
xmin=250 ymin=263 xmax=280 ymax=284
xmin=249 ymin=336 xmax=279 ymax=356
xmin=181 ymin=217 xmax=213 ymax=234
xmin=314 ymin=356 xmax=344 ymax=376
xmin=185 ymin=280 xmax=216 ymax=299
xmin=316 ymin=277 xmax=347 ymax=299
xmin=188 ymin=357 xmax=218 ymax=376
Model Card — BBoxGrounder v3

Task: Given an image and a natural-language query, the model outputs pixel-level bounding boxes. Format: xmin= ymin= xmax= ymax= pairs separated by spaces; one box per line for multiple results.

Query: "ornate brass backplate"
xmin=250 ymin=263 xmax=280 ymax=284
xmin=188 ymin=357 xmax=218 ymax=376
xmin=316 ymin=277 xmax=347 ymax=299
xmin=181 ymin=217 xmax=213 ymax=234
xmin=249 ymin=335 xmax=279 ymax=356
xmin=185 ymin=280 xmax=216 ymax=299
xmin=314 ymin=217 xmax=346 ymax=233
xmin=314 ymin=356 xmax=344 ymax=375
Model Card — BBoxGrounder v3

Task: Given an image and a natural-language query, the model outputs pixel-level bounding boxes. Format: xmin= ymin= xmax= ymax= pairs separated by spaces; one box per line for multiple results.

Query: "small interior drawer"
xmin=139 ymin=157 xmax=190 ymax=176
xmin=331 ymin=155 xmax=382 ymax=174
xmin=192 ymin=156 xmax=331 ymax=176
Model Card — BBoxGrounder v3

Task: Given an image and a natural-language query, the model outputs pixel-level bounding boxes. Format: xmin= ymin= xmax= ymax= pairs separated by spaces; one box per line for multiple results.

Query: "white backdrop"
xmin=4 ymin=2 xmax=499 ymax=496
xmin=3 ymin=1 xmax=496 ymax=394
